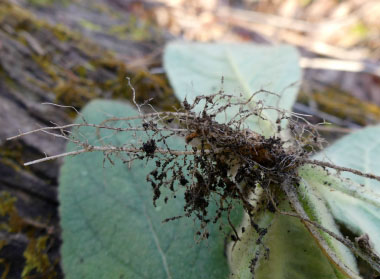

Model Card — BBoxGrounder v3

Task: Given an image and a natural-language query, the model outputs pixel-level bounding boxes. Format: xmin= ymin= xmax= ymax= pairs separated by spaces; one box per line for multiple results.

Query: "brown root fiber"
xmin=8 ymin=87 xmax=380 ymax=275
xmin=145 ymin=91 xmax=314 ymax=229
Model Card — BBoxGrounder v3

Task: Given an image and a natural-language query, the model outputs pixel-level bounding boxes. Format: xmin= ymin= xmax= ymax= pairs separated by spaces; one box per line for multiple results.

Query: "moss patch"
xmin=298 ymin=88 xmax=380 ymax=126
xmin=0 ymin=0 xmax=177 ymax=114
xmin=0 ymin=192 xmax=57 ymax=278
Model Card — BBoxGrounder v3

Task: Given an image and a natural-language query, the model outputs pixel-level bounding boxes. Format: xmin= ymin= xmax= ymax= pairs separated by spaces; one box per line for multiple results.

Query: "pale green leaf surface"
xmin=310 ymin=125 xmax=380 ymax=256
xmin=255 ymin=211 xmax=342 ymax=279
xmin=299 ymin=165 xmax=359 ymax=276
xmin=315 ymin=125 xmax=380 ymax=192
xmin=163 ymin=42 xmax=301 ymax=136
xmin=319 ymin=187 xmax=380 ymax=254
xmin=229 ymin=211 xmax=273 ymax=279
xmin=59 ymin=100 xmax=240 ymax=279
xmin=229 ymin=203 xmax=345 ymax=279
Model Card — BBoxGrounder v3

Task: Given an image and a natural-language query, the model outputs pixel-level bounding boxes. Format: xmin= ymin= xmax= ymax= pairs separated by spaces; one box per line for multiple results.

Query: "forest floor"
xmin=0 ymin=0 xmax=379 ymax=278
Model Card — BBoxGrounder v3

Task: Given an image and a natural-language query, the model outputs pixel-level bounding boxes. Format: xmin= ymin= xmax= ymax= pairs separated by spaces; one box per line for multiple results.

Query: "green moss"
xmin=74 ymin=64 xmax=91 ymax=78
xmin=0 ymin=143 xmax=24 ymax=171
xmin=0 ymin=65 xmax=17 ymax=89
xmin=94 ymin=58 xmax=179 ymax=111
xmin=0 ymin=1 xmax=76 ymax=43
xmin=0 ymin=0 xmax=178 ymax=114
xmin=53 ymin=79 xmax=98 ymax=108
xmin=32 ymin=55 xmax=59 ymax=81
xmin=92 ymin=3 xmax=120 ymax=18
xmin=0 ymin=192 xmax=24 ymax=233
xmin=298 ymin=88 xmax=380 ymax=126
xmin=22 ymin=236 xmax=57 ymax=279
xmin=79 ymin=19 xmax=102 ymax=31
xmin=0 ymin=257 xmax=10 ymax=279
xmin=27 ymin=0 xmax=69 ymax=6
xmin=108 ymin=13 xmax=161 ymax=41
xmin=0 ymin=192 xmax=58 ymax=278
xmin=50 ymin=23 xmax=75 ymax=42
xmin=109 ymin=17 xmax=150 ymax=41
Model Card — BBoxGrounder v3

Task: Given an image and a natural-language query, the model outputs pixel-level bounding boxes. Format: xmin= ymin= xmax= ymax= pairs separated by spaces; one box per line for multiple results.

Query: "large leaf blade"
xmin=163 ymin=42 xmax=356 ymax=278
xmin=59 ymin=100 xmax=237 ymax=279
xmin=163 ymin=42 xmax=301 ymax=136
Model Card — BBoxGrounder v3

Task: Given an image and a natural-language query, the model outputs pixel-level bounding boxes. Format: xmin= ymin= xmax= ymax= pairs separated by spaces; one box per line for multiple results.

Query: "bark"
xmin=1 ymin=0 xmax=380 ymax=278
xmin=0 ymin=0 xmax=174 ymax=277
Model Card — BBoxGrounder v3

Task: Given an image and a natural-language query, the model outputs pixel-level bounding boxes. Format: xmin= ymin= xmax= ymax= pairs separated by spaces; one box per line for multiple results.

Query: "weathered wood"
xmin=0 ymin=0 xmax=174 ymax=277
xmin=1 ymin=0 xmax=380 ymax=278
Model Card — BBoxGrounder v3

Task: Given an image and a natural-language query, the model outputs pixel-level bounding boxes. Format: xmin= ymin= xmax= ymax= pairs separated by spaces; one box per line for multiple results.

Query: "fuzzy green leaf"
xmin=163 ymin=42 xmax=301 ymax=136
xmin=59 ymin=100 xmax=239 ymax=279
xmin=298 ymin=165 xmax=360 ymax=278
xmin=254 ymin=211 xmax=343 ymax=279
xmin=228 ymin=210 xmax=273 ymax=279
xmin=312 ymin=125 xmax=380 ymax=256
xmin=229 ymin=201 xmax=352 ymax=279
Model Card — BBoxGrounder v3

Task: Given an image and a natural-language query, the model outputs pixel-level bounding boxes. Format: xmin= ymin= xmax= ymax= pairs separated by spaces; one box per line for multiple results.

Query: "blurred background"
xmin=0 ymin=0 xmax=379 ymax=278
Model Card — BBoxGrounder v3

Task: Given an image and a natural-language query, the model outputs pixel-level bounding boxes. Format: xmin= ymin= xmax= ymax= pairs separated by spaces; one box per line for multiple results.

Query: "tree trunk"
xmin=0 ymin=1 xmax=175 ymax=277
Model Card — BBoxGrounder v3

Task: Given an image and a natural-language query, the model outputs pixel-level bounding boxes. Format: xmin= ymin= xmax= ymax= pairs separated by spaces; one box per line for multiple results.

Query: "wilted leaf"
xmin=59 ymin=100 xmax=240 ymax=279
xmin=163 ymin=42 xmax=301 ymax=136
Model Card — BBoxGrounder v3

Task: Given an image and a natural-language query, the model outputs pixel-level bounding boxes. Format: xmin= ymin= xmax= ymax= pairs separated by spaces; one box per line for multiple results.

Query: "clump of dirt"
xmin=141 ymin=139 xmax=157 ymax=157
xmin=144 ymin=91 xmax=320 ymax=238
